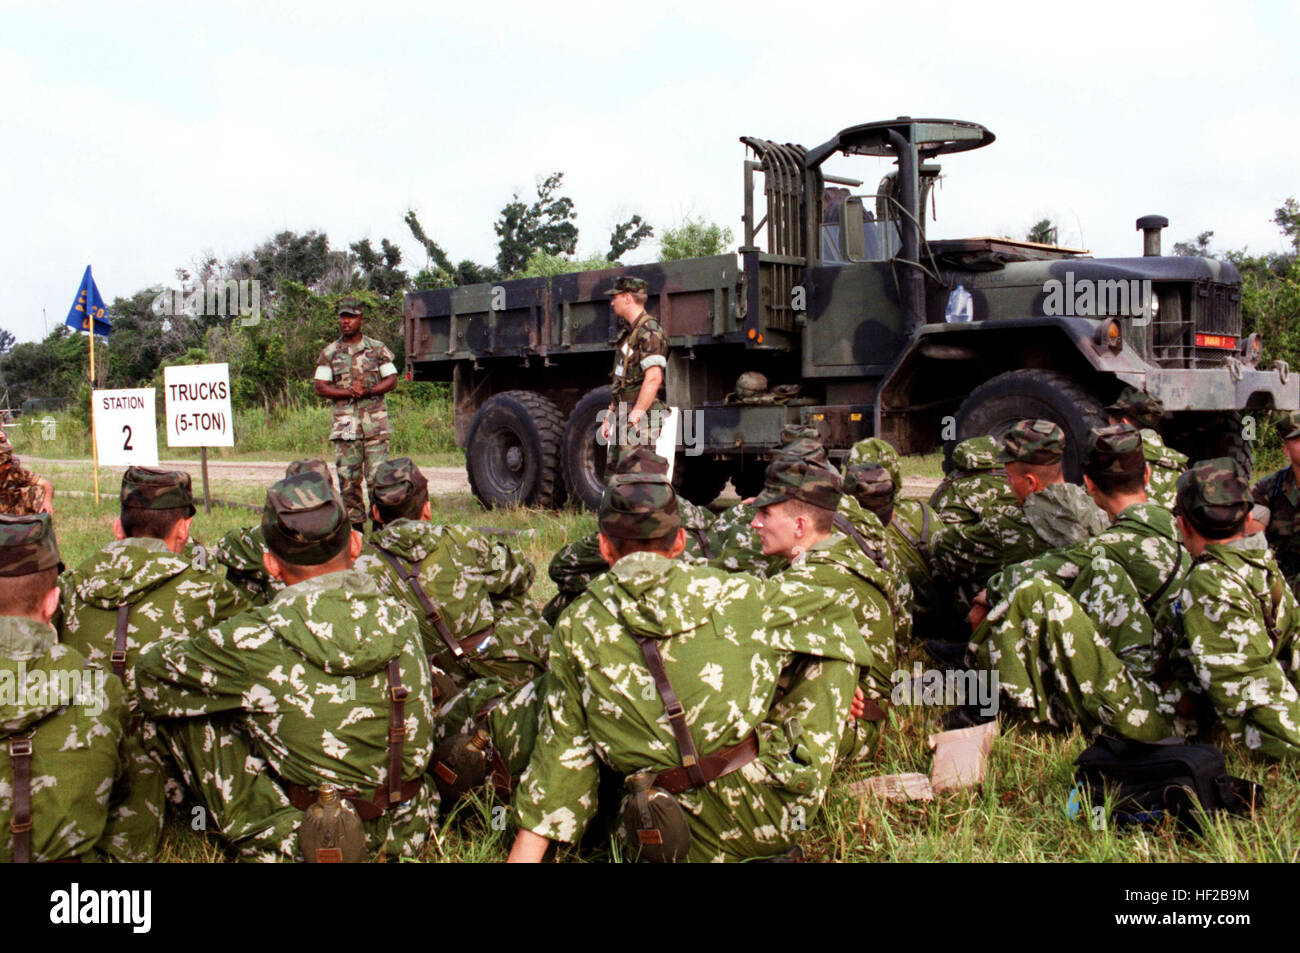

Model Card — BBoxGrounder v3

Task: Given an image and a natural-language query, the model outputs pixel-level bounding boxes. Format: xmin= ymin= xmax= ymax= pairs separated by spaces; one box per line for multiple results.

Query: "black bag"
xmin=1073 ymin=736 xmax=1264 ymax=834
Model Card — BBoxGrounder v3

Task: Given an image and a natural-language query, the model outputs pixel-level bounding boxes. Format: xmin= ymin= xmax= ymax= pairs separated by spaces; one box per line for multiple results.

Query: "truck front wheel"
xmin=561 ymin=386 xmax=613 ymax=512
xmin=465 ymin=390 xmax=566 ymax=508
xmin=952 ymin=368 xmax=1107 ymax=482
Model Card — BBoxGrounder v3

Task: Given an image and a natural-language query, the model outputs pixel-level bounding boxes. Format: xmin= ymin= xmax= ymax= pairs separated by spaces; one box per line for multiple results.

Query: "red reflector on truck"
xmin=1195 ymin=333 xmax=1237 ymax=349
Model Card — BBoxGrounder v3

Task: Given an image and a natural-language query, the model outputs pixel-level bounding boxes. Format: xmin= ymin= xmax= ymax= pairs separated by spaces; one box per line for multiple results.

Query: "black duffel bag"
xmin=1073 ymin=736 xmax=1264 ymax=834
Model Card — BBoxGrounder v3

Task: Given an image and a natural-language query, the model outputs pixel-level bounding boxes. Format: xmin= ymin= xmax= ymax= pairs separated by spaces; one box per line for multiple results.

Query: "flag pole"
xmin=88 ymin=299 xmax=100 ymax=505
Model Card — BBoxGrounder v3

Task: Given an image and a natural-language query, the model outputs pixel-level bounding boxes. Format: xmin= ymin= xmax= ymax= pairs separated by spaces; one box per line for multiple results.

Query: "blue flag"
xmin=65 ymin=265 xmax=111 ymax=336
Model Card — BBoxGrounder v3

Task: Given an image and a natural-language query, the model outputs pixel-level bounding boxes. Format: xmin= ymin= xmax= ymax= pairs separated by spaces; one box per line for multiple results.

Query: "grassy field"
xmin=43 ymin=453 xmax=1298 ymax=863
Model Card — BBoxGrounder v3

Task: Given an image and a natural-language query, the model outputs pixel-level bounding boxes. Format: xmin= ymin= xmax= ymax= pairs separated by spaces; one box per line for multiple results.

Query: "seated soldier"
xmin=136 ymin=470 xmax=439 ymax=862
xmin=962 ymin=460 xmax=1300 ymax=760
xmin=1251 ymin=411 xmax=1300 ymax=594
xmin=507 ymin=462 xmax=873 ymax=863
xmin=931 ymin=419 xmax=1108 ymax=602
xmin=210 ymin=459 xmax=337 ymax=605
xmin=355 ymin=455 xmax=549 ymax=707
xmin=751 ymin=456 xmax=895 ymax=763
xmin=1105 ymin=386 xmax=1186 ymax=510
xmin=0 ymin=514 xmax=155 ymax=862
xmin=929 ymin=435 xmax=1019 ymax=527
xmin=0 ymin=432 xmax=54 ymax=516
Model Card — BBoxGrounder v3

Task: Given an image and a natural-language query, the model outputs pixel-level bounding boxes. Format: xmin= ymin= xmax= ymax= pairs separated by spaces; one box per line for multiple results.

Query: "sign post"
xmin=163 ymin=363 xmax=234 ymax=513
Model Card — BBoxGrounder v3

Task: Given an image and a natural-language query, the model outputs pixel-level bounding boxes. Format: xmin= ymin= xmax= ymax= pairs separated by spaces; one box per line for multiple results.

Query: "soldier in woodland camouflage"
xmin=136 ymin=471 xmax=438 ymax=861
xmin=314 ymin=297 xmax=399 ymax=530
xmin=0 ymin=432 xmax=54 ymax=516
xmin=931 ymin=420 xmax=1108 ymax=600
xmin=600 ymin=277 xmax=669 ymax=471
xmin=508 ymin=464 xmax=873 ymax=862
xmin=930 ymin=435 xmax=1019 ymax=527
xmin=0 ymin=514 xmax=156 ymax=862
xmin=1251 ymin=411 xmax=1300 ymax=593
xmin=751 ymin=456 xmax=895 ymax=763
xmin=1105 ymin=386 xmax=1187 ymax=510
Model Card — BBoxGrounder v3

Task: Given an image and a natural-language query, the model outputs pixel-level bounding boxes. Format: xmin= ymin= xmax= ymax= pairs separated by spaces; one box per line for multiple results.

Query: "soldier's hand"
xmin=350 ymin=380 xmax=365 ymax=398
xmin=600 ymin=409 xmax=612 ymax=441
xmin=850 ymin=686 xmax=866 ymax=720
xmin=966 ymin=590 xmax=990 ymax=629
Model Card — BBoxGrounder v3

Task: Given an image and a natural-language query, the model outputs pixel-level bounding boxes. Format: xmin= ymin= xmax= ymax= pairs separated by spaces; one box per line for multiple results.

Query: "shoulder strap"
xmin=111 ymin=604 xmax=130 ymax=679
xmin=691 ymin=526 xmax=713 ymax=559
xmin=375 ymin=545 xmax=466 ymax=660
xmin=633 ymin=635 xmax=706 ymax=790
xmin=9 ymin=731 xmax=33 ymax=863
xmin=1270 ymin=469 xmax=1288 ymax=514
xmin=385 ymin=659 xmax=408 ymax=807
xmin=890 ymin=509 xmax=930 ymax=564
xmin=1143 ymin=547 xmax=1187 ymax=615
xmin=832 ymin=512 xmax=887 ymax=571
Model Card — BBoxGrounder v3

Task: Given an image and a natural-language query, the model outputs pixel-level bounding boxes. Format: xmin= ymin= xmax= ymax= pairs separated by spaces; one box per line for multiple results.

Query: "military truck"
xmin=404 ymin=117 xmax=1297 ymax=511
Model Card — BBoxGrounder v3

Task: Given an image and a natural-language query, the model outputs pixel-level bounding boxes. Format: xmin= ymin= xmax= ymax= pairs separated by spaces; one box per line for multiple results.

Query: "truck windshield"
xmin=820 ymin=218 xmax=901 ymax=264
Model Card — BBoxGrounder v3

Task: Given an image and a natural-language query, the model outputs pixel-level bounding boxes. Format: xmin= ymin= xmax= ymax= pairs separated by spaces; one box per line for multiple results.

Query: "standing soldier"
xmin=0 ymin=431 xmax=54 ymax=516
xmin=1251 ymin=411 xmax=1300 ymax=593
xmin=600 ymin=277 xmax=668 ymax=471
xmin=314 ymin=297 xmax=399 ymax=533
xmin=1104 ymin=386 xmax=1187 ymax=510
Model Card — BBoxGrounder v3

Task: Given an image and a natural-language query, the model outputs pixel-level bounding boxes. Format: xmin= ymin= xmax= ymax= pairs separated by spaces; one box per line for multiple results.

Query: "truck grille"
xmin=1148 ymin=280 xmax=1241 ymax=368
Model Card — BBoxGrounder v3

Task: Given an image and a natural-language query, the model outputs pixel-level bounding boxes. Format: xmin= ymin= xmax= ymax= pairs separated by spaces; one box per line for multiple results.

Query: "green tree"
xmin=1025 ymin=218 xmax=1057 ymax=245
xmin=659 ymin=217 xmax=734 ymax=261
xmin=608 ymin=215 xmax=653 ymax=261
xmin=518 ymin=251 xmax=615 ymax=278
xmin=1173 ymin=230 xmax=1215 ymax=257
xmin=1274 ymin=198 xmax=1300 ymax=254
xmin=494 ymin=172 xmax=578 ymax=276
xmin=232 ymin=230 xmax=333 ymax=289
xmin=0 ymin=329 xmax=15 ymax=355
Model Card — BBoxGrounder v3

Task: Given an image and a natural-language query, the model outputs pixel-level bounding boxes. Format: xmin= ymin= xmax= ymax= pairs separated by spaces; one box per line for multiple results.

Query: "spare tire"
xmin=952 ymin=369 xmax=1106 ymax=482
xmin=466 ymin=390 xmax=566 ymax=508
xmin=561 ymin=386 xmax=613 ymax=512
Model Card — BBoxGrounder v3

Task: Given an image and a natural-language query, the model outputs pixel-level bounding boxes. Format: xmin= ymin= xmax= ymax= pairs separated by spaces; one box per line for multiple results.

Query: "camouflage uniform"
xmin=1106 ymin=386 xmax=1186 ymax=511
xmin=0 ymin=514 xmax=156 ymax=862
xmin=315 ymin=299 xmax=397 ymax=525
xmin=0 ymin=436 xmax=47 ymax=516
xmin=211 ymin=524 xmax=283 ymax=605
xmin=136 ymin=472 xmax=438 ymax=861
xmin=930 ymin=435 xmax=1020 ymax=527
xmin=513 ymin=466 xmax=873 ymax=862
xmin=605 ymin=277 xmax=668 ymax=471
xmin=932 ymin=421 xmax=1108 ymax=596
xmin=1251 ymin=412 xmax=1300 ymax=592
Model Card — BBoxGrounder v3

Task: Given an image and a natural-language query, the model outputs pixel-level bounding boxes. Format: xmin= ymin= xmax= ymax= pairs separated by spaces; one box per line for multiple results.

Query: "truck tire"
xmin=675 ymin=455 xmax=731 ymax=506
xmin=952 ymin=368 xmax=1106 ymax=482
xmin=561 ymin=386 xmax=613 ymax=512
xmin=730 ymin=457 xmax=769 ymax=500
xmin=1165 ymin=411 xmax=1254 ymax=480
xmin=466 ymin=390 xmax=566 ymax=509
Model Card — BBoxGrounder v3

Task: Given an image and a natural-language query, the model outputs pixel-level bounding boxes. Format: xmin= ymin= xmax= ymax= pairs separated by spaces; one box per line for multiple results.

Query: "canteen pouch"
xmin=430 ymin=731 xmax=492 ymax=805
xmin=299 ymin=784 xmax=367 ymax=863
xmin=1073 ymin=735 xmax=1263 ymax=834
xmin=619 ymin=771 xmax=692 ymax=863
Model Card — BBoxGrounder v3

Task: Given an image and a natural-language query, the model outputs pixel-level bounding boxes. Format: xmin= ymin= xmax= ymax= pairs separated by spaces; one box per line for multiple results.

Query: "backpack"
xmin=1072 ymin=736 xmax=1263 ymax=834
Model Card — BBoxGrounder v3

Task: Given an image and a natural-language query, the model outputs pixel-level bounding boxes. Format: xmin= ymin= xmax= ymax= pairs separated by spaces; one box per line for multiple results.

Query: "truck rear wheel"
xmin=466 ymin=390 xmax=566 ymax=508
xmin=675 ymin=455 xmax=731 ymax=506
xmin=1164 ymin=411 xmax=1254 ymax=480
xmin=730 ymin=457 xmax=769 ymax=499
xmin=952 ymin=368 xmax=1106 ymax=482
xmin=561 ymin=386 xmax=613 ymax=512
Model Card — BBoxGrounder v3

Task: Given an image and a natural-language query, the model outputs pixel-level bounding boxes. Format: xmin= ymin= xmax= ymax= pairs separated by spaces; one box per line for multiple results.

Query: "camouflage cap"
xmin=779 ymin=424 xmax=820 ymax=443
xmin=610 ymin=446 xmax=671 ymax=478
xmin=753 ymin=457 xmax=843 ymax=511
xmin=285 ymin=459 xmax=335 ymax=488
xmin=261 ymin=471 xmax=352 ymax=566
xmin=843 ymin=463 xmax=895 ymax=518
xmin=1105 ymin=386 xmax=1165 ymax=430
xmin=775 ymin=426 xmax=833 ymax=471
xmin=338 ymin=297 xmax=364 ymax=315
xmin=369 ymin=457 xmax=429 ymax=512
xmin=996 ymin=419 xmax=1065 ymax=466
xmin=950 ymin=435 xmax=1001 ymax=471
xmin=1084 ymin=424 xmax=1145 ymax=477
xmin=1174 ymin=457 xmax=1251 ymax=538
xmin=846 ymin=436 xmax=901 ymax=491
xmin=1274 ymin=411 xmax=1300 ymax=442
xmin=603 ymin=276 xmax=648 ymax=296
xmin=598 ymin=473 xmax=680 ymax=541
xmin=121 ymin=467 xmax=196 ymax=516
xmin=0 ymin=512 xmax=62 ymax=577
xmin=734 ymin=371 xmax=768 ymax=398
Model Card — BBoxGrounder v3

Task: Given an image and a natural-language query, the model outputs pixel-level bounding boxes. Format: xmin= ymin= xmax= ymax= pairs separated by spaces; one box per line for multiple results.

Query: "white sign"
xmin=655 ymin=407 xmax=681 ymax=482
xmin=164 ymin=363 xmax=234 ymax=447
xmin=93 ymin=388 xmax=159 ymax=467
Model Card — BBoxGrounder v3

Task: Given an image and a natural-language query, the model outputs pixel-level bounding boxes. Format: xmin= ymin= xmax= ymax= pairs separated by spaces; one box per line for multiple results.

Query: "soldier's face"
xmin=338 ymin=313 xmax=363 ymax=337
xmin=1004 ymin=464 xmax=1035 ymax=504
xmin=751 ymin=501 xmax=801 ymax=557
xmin=1284 ymin=436 xmax=1300 ymax=469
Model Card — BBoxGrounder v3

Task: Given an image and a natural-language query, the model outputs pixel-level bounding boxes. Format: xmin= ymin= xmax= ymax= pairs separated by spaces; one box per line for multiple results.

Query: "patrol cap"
xmin=779 ymin=424 xmax=820 ymax=444
xmin=261 ymin=471 xmax=352 ymax=566
xmin=0 ymin=512 xmax=62 ymax=577
xmin=1274 ymin=411 xmax=1300 ymax=442
xmin=1173 ymin=457 xmax=1251 ymax=539
xmin=611 ymin=446 xmax=672 ymax=478
xmin=753 ymin=457 xmax=843 ymax=511
xmin=950 ymin=435 xmax=1001 ymax=472
xmin=121 ymin=467 xmax=196 ymax=516
xmin=775 ymin=426 xmax=833 ymax=471
xmin=338 ymin=297 xmax=364 ymax=315
xmin=369 ymin=457 xmax=429 ymax=512
xmin=846 ymin=437 xmax=901 ymax=492
xmin=1105 ymin=387 xmax=1165 ymax=431
xmin=285 ymin=459 xmax=335 ymax=489
xmin=1084 ymin=424 xmax=1145 ymax=477
xmin=733 ymin=371 xmax=768 ymax=399
xmin=843 ymin=462 xmax=895 ymax=517
xmin=603 ymin=276 xmax=648 ymax=296
xmin=598 ymin=472 xmax=680 ymax=541
xmin=996 ymin=419 xmax=1065 ymax=466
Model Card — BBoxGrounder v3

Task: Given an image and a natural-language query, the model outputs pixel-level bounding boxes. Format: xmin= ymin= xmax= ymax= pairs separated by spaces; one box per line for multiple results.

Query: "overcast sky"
xmin=3 ymin=0 xmax=1296 ymax=343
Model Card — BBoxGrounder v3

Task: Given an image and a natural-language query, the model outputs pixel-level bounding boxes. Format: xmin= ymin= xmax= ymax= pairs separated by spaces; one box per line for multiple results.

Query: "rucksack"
xmin=1072 ymin=736 xmax=1264 ymax=834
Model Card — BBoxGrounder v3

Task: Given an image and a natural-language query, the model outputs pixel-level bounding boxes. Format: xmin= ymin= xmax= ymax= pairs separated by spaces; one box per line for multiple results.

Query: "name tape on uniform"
xmin=164 ymin=363 xmax=234 ymax=447
xmin=93 ymin=388 xmax=159 ymax=467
